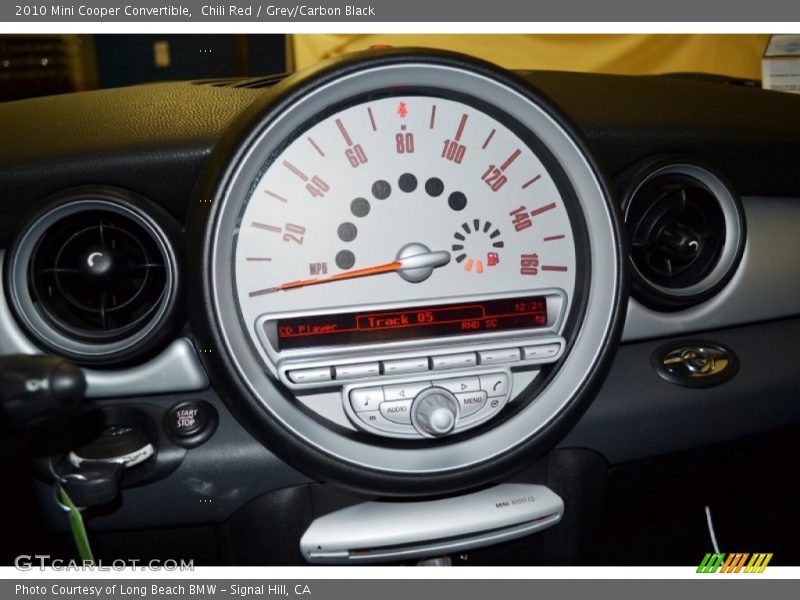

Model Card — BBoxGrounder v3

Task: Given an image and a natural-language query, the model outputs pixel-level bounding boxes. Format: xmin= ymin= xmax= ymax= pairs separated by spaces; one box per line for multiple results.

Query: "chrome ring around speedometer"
xmin=190 ymin=49 xmax=626 ymax=495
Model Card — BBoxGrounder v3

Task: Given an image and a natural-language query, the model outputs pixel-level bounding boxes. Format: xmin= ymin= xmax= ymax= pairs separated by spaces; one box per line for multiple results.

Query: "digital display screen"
xmin=274 ymin=296 xmax=547 ymax=350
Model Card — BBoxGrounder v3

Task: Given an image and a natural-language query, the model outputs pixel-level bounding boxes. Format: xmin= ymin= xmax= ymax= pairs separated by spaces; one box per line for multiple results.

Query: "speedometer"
xmin=192 ymin=49 xmax=625 ymax=494
xmin=236 ymin=94 xmax=576 ymax=358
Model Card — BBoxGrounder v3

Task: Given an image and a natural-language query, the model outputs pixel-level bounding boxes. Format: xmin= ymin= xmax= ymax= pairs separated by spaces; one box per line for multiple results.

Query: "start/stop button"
xmin=164 ymin=400 xmax=218 ymax=447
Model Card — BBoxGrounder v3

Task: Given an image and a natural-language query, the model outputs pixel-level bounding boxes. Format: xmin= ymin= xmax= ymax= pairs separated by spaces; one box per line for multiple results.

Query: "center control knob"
xmin=411 ymin=387 xmax=459 ymax=438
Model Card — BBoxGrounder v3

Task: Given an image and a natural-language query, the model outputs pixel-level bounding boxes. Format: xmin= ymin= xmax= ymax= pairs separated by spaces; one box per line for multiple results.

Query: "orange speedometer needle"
xmin=248 ymin=248 xmax=450 ymax=297
xmin=278 ymin=260 xmax=403 ymax=291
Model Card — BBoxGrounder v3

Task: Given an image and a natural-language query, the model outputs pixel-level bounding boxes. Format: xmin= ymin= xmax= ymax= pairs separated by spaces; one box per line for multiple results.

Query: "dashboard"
xmin=1 ymin=48 xmax=800 ymax=565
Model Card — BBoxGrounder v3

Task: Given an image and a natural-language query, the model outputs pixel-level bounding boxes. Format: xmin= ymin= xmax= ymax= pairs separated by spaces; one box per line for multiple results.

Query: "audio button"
xmin=379 ymin=399 xmax=413 ymax=424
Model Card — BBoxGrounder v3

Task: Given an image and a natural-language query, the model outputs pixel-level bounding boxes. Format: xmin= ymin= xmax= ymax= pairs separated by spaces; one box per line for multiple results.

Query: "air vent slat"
xmin=28 ymin=209 xmax=168 ymax=341
xmin=7 ymin=189 xmax=183 ymax=365
xmin=623 ymin=162 xmax=745 ymax=311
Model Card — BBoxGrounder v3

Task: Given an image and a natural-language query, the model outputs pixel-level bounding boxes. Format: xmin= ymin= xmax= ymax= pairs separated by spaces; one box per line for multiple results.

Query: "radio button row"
xmin=437 ymin=376 xmax=480 ymax=394
xmin=431 ymin=352 xmax=477 ymax=371
xmin=479 ymin=372 xmax=509 ymax=397
xmin=290 ymin=338 xmax=563 ymax=388
xmin=522 ymin=343 xmax=561 ymax=361
xmin=349 ymin=371 xmax=512 ymax=437
xmin=455 ymin=391 xmax=488 ymax=417
xmin=384 ymin=381 xmax=431 ymax=401
xmin=349 ymin=387 xmax=385 ymax=412
xmin=335 ymin=362 xmax=380 ymax=380
xmin=287 ymin=367 xmax=332 ymax=384
xmin=382 ymin=357 xmax=429 ymax=375
xmin=478 ymin=348 xmax=521 ymax=365
xmin=379 ymin=399 xmax=413 ymax=424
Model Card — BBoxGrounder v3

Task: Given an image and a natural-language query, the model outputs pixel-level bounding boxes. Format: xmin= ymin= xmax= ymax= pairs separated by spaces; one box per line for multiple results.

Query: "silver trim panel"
xmin=300 ymin=483 xmax=564 ymax=564
xmin=83 ymin=338 xmax=209 ymax=398
xmin=208 ymin=62 xmax=622 ymax=474
xmin=623 ymin=197 xmax=800 ymax=341
xmin=0 ymin=251 xmax=40 ymax=356
xmin=1 ymin=250 xmax=208 ymax=397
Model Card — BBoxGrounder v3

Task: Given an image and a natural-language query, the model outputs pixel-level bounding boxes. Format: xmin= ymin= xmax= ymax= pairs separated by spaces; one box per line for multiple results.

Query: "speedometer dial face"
xmin=234 ymin=93 xmax=579 ymax=360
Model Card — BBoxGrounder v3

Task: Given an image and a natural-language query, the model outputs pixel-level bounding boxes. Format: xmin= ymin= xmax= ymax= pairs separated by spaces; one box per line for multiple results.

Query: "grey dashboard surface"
xmin=623 ymin=196 xmax=800 ymax=341
xmin=36 ymin=389 xmax=310 ymax=532
xmin=1 ymin=71 xmax=800 ymax=247
xmin=561 ymin=317 xmax=800 ymax=463
xmin=36 ymin=317 xmax=800 ymax=532
xmin=2 ymin=68 xmax=800 ymax=520
xmin=0 ymin=80 xmax=265 ymax=244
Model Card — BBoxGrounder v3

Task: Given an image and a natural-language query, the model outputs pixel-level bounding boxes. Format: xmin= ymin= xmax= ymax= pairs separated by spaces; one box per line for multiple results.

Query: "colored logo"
xmin=697 ymin=553 xmax=773 ymax=573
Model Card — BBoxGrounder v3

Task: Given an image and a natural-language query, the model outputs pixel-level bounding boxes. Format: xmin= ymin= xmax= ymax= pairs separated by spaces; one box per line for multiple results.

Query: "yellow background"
xmin=291 ymin=35 xmax=769 ymax=79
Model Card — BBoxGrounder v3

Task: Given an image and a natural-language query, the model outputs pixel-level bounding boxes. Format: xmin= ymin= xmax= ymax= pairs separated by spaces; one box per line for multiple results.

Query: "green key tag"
xmin=57 ymin=485 xmax=94 ymax=563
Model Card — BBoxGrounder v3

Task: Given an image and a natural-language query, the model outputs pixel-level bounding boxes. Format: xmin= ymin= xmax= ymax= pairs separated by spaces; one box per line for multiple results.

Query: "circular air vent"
xmin=5 ymin=188 xmax=183 ymax=365
xmin=623 ymin=161 xmax=745 ymax=310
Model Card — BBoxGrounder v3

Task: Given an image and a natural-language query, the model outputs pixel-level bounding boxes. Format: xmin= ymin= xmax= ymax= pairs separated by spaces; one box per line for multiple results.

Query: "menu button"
xmin=455 ymin=391 xmax=488 ymax=417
